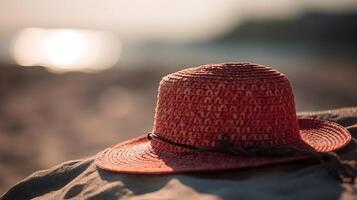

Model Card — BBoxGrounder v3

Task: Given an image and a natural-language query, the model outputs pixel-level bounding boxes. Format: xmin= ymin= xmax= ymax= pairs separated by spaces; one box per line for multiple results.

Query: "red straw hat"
xmin=95 ymin=62 xmax=351 ymax=174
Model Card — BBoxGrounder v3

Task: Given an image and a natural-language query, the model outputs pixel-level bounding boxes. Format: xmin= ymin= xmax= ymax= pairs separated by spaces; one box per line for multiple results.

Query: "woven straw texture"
xmin=95 ymin=63 xmax=351 ymax=174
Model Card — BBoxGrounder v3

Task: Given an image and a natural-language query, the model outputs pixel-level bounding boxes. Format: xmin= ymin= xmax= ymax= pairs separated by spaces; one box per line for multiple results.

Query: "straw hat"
xmin=95 ymin=62 xmax=351 ymax=174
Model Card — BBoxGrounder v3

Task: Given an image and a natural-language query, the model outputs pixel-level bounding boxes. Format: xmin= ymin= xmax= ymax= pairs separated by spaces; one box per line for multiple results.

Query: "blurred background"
xmin=0 ymin=0 xmax=357 ymax=194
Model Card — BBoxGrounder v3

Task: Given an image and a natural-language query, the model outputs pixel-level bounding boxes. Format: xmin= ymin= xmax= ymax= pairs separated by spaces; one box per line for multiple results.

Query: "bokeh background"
xmin=0 ymin=0 xmax=357 ymax=194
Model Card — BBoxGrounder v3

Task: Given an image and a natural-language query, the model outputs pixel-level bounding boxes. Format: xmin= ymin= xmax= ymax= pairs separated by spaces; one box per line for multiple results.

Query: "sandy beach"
xmin=0 ymin=61 xmax=357 ymax=194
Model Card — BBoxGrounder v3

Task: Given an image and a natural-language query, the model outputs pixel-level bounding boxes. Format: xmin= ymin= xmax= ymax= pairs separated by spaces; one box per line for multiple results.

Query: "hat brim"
xmin=95 ymin=118 xmax=351 ymax=174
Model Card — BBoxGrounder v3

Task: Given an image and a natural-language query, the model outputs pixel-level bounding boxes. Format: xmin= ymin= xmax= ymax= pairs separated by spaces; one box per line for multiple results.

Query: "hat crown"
xmin=152 ymin=63 xmax=300 ymax=150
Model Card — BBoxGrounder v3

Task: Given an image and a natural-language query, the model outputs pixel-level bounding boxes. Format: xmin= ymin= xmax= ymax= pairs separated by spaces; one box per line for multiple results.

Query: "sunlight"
xmin=45 ymin=30 xmax=87 ymax=68
xmin=11 ymin=28 xmax=121 ymax=73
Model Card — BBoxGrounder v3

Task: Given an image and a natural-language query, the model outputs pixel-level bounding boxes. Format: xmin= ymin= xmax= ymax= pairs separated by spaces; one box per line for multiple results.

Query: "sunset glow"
xmin=11 ymin=28 xmax=121 ymax=73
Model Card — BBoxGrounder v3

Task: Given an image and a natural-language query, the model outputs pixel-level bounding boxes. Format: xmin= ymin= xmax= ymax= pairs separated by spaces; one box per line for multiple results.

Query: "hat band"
xmin=147 ymin=132 xmax=357 ymax=183
xmin=148 ymin=132 xmax=306 ymax=157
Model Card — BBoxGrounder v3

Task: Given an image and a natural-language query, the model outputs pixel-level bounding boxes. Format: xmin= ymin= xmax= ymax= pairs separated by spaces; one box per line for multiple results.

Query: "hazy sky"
xmin=1 ymin=0 xmax=357 ymax=42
